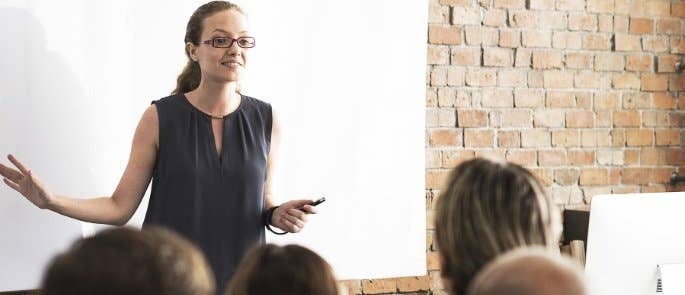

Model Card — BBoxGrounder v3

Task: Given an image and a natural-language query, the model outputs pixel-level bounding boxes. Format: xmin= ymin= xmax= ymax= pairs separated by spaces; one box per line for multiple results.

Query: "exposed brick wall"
xmin=341 ymin=0 xmax=685 ymax=294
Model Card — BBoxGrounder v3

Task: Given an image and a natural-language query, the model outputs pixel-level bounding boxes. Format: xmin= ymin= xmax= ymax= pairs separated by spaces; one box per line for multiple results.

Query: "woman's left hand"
xmin=271 ymin=199 xmax=317 ymax=233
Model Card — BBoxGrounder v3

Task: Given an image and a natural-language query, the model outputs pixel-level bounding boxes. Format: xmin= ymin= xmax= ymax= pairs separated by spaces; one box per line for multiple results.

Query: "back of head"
xmin=41 ymin=227 xmax=161 ymax=295
xmin=144 ymin=227 xmax=215 ymax=295
xmin=434 ymin=158 xmax=562 ymax=295
xmin=225 ymin=244 xmax=339 ymax=295
xmin=467 ymin=247 xmax=587 ymax=295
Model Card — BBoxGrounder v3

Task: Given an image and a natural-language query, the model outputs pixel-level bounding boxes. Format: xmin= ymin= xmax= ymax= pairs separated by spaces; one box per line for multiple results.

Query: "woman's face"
xmin=188 ymin=9 xmax=250 ymax=85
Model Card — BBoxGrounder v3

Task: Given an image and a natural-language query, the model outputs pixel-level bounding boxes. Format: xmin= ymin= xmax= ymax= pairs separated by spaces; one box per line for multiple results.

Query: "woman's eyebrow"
xmin=211 ymin=29 xmax=248 ymax=34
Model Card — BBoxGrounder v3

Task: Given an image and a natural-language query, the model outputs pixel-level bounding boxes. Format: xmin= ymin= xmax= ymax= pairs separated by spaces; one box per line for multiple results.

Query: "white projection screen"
xmin=0 ymin=0 xmax=427 ymax=290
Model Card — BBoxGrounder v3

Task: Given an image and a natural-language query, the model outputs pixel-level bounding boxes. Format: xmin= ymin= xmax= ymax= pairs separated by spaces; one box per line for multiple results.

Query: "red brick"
xmin=597 ymin=150 xmax=624 ymax=166
xmin=514 ymin=89 xmax=545 ymax=107
xmin=543 ymin=71 xmax=574 ymax=89
xmin=546 ymin=91 xmax=576 ymax=108
xmin=555 ymin=168 xmax=580 ymax=185
xmin=574 ymin=71 xmax=602 ymax=89
xmin=499 ymin=30 xmax=521 ymax=48
xmin=615 ymin=15 xmax=629 ymax=33
xmin=539 ymin=149 xmax=567 ymax=166
xmin=671 ymin=37 xmax=685 ymax=54
xmin=580 ymin=168 xmax=608 ymax=185
xmin=552 ymin=130 xmax=580 ymax=147
xmin=581 ymin=130 xmax=611 ymax=147
xmin=652 ymin=92 xmax=677 ymax=109
xmin=501 ymin=109 xmax=532 ymax=127
xmin=613 ymin=111 xmax=641 ymax=127
xmin=624 ymin=149 xmax=639 ymax=164
xmin=498 ymin=69 xmax=527 ymax=87
xmin=509 ymin=11 xmax=537 ymax=28
xmin=673 ymin=2 xmax=685 ymax=17
xmin=457 ymin=110 xmax=488 ymax=127
xmin=397 ymin=276 xmax=429 ymax=292
xmin=566 ymin=52 xmax=593 ymax=69
xmin=427 ymin=169 xmax=451 ymax=189
xmin=626 ymin=54 xmax=654 ymax=72
xmin=466 ymin=69 xmax=496 ymax=86
xmin=428 ymin=0 xmax=450 ymax=24
xmin=615 ymin=33 xmax=642 ymax=51
xmin=465 ymin=27 xmax=499 ymax=46
xmin=528 ymin=168 xmax=553 ymax=187
xmin=569 ymin=13 xmax=598 ymax=31
xmin=626 ymin=129 xmax=654 ymax=146
xmin=476 ymin=149 xmax=507 ymax=161
xmin=515 ymin=48 xmax=532 ymax=68
xmin=465 ymin=129 xmax=495 ymax=147
xmin=656 ymin=18 xmax=683 ymax=35
xmin=642 ymin=36 xmax=668 ymax=53
xmin=528 ymin=70 xmax=544 ymax=87
xmin=643 ymin=110 xmax=671 ymax=127
xmin=623 ymin=92 xmax=652 ymax=109
xmin=362 ymin=279 xmax=397 ymax=294
xmin=651 ymin=168 xmax=674 ymax=184
xmin=498 ymin=130 xmax=521 ymax=148
xmin=553 ymin=32 xmax=582 ymax=49
xmin=541 ymin=13 xmax=570 ymax=31
xmin=529 ymin=0 xmax=555 ymax=10
xmin=451 ymin=47 xmax=480 ymax=66
xmin=430 ymin=67 xmax=447 ymax=86
xmin=558 ymin=0 xmax=585 ymax=11
xmin=447 ymin=67 xmax=466 ymax=86
xmin=522 ymin=31 xmax=552 ymax=48
xmin=596 ymin=110 xmax=612 ymax=127
xmin=630 ymin=18 xmax=655 ymax=34
xmin=595 ymin=54 xmax=625 ymax=71
xmin=521 ymin=130 xmax=551 ymax=147
xmin=483 ymin=47 xmax=514 ymax=67
xmin=428 ymin=45 xmax=449 ymax=65
xmin=670 ymin=76 xmax=685 ymax=91
xmin=641 ymin=74 xmax=669 ymax=91
xmin=452 ymin=6 xmax=481 ymax=25
xmin=506 ymin=149 xmax=537 ymax=166
xmin=437 ymin=87 xmax=457 ymax=107
xmin=482 ymin=88 xmax=513 ymax=108
xmin=622 ymin=168 xmax=651 ymax=185
xmin=566 ymin=111 xmax=594 ymax=128
xmin=534 ymin=109 xmax=565 ymax=127
xmin=429 ymin=129 xmax=463 ymax=146
xmin=583 ymin=34 xmax=612 ymax=50
xmin=532 ymin=51 xmax=564 ymax=69
xmin=587 ymin=0 xmax=614 ymax=13
xmin=429 ymin=25 xmax=462 ymax=45
xmin=442 ymin=150 xmax=476 ymax=168
xmin=495 ymin=0 xmax=525 ymax=9
xmin=598 ymin=15 xmax=613 ymax=33
xmin=484 ymin=9 xmax=507 ymax=27
xmin=569 ymin=150 xmax=596 ymax=166
xmin=630 ymin=1 xmax=670 ymax=17
xmin=657 ymin=55 xmax=679 ymax=72
xmin=655 ymin=129 xmax=680 ymax=146
xmin=612 ymin=73 xmax=640 ymax=89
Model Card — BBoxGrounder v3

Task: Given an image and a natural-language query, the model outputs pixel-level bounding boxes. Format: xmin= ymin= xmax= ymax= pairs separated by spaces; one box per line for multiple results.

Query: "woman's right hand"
xmin=0 ymin=154 xmax=54 ymax=209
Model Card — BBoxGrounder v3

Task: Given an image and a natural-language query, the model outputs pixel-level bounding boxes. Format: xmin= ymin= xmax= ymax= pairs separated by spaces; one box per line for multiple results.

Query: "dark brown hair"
xmin=225 ymin=244 xmax=339 ymax=295
xmin=435 ymin=158 xmax=561 ymax=295
xmin=40 ymin=227 xmax=215 ymax=295
xmin=173 ymin=1 xmax=244 ymax=95
xmin=41 ymin=227 xmax=162 ymax=295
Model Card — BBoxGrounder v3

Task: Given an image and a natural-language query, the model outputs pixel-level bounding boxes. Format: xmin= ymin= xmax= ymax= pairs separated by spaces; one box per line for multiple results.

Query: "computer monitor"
xmin=585 ymin=192 xmax=685 ymax=295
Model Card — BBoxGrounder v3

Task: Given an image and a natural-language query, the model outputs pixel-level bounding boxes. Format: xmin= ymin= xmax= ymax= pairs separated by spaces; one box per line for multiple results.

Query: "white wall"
xmin=0 ymin=0 xmax=426 ymax=290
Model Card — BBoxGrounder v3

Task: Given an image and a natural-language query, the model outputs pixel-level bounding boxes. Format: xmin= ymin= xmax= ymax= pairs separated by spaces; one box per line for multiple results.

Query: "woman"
xmin=0 ymin=1 xmax=314 ymax=290
xmin=434 ymin=158 xmax=562 ymax=295
xmin=225 ymin=244 xmax=340 ymax=295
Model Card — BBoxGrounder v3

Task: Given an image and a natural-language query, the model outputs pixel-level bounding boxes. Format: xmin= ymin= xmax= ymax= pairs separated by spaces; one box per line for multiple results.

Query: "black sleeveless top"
xmin=143 ymin=93 xmax=271 ymax=290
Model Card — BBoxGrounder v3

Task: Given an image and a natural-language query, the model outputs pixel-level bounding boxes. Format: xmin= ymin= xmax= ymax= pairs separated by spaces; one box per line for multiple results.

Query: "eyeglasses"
xmin=196 ymin=37 xmax=255 ymax=48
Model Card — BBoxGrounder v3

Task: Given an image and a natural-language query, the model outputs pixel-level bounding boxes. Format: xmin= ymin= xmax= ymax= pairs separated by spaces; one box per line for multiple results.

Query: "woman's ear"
xmin=186 ymin=42 xmax=198 ymax=62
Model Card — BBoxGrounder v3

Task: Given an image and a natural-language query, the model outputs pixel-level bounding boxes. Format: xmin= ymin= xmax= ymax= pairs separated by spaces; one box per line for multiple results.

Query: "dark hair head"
xmin=435 ymin=158 xmax=561 ymax=295
xmin=41 ymin=227 xmax=162 ymax=295
xmin=225 ymin=244 xmax=339 ymax=295
xmin=173 ymin=1 xmax=244 ymax=95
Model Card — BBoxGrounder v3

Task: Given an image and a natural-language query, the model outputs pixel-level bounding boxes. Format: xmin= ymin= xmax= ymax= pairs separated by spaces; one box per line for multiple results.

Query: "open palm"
xmin=0 ymin=154 xmax=53 ymax=209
